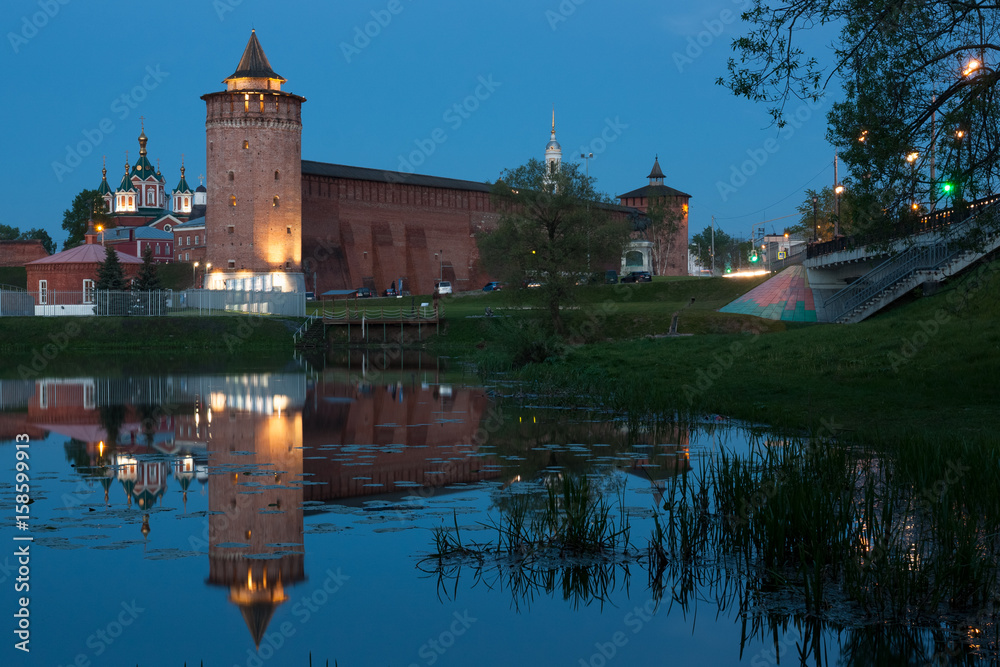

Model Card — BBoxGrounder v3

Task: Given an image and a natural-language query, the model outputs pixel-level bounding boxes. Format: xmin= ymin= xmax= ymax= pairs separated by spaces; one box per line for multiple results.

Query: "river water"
xmin=0 ymin=357 xmax=983 ymax=666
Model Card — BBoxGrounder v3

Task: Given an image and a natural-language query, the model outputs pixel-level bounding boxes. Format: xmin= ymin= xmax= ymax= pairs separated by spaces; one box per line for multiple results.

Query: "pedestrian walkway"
xmin=719 ymin=266 xmax=819 ymax=322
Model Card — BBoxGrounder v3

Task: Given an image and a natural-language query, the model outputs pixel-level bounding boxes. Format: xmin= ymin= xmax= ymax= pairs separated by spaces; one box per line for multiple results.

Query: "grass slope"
xmin=439 ymin=265 xmax=1000 ymax=443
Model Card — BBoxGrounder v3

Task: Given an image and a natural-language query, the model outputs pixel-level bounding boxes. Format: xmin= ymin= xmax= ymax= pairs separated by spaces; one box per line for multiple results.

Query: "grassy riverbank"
xmin=0 ymin=314 xmax=298 ymax=375
xmin=437 ymin=261 xmax=1000 ymax=444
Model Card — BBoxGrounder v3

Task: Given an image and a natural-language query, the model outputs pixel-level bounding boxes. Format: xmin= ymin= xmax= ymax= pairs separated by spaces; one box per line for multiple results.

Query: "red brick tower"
xmin=202 ymin=30 xmax=306 ymax=292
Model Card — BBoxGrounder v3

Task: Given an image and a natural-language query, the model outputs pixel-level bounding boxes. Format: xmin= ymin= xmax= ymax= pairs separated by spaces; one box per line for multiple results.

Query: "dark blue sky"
xmin=5 ymin=0 xmax=843 ymax=248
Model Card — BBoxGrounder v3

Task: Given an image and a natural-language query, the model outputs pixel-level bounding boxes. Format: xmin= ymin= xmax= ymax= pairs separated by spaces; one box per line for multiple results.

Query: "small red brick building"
xmin=617 ymin=157 xmax=691 ymax=276
xmin=25 ymin=243 xmax=142 ymax=315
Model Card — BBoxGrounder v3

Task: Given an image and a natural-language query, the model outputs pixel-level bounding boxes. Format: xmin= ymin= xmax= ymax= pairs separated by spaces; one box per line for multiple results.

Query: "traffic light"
xmin=941 ymin=182 xmax=954 ymax=195
xmin=748 ymin=251 xmax=759 ymax=264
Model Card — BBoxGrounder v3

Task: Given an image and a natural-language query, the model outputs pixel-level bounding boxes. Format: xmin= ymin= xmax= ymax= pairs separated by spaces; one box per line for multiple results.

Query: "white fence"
xmin=183 ymin=289 xmax=305 ymax=317
xmin=8 ymin=289 xmax=305 ymax=318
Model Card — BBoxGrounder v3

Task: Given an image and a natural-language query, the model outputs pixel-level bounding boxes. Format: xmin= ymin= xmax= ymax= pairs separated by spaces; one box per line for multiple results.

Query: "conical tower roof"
xmin=647 ymin=156 xmax=665 ymax=180
xmin=224 ymin=30 xmax=285 ymax=84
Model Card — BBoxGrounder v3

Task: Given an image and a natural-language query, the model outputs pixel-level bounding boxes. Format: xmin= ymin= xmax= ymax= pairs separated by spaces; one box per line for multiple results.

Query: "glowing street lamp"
xmin=906 ymin=152 xmax=919 ymax=211
xmin=96 ymin=224 xmax=105 ymax=247
xmin=193 ymin=261 xmax=199 ymax=286
xmin=963 ymin=58 xmax=981 ymax=77
xmin=834 ymin=184 xmax=846 ymax=237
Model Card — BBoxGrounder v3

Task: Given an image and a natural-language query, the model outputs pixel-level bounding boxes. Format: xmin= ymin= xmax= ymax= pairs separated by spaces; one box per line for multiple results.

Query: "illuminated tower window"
xmin=230 ymin=195 xmax=236 ymax=207
xmin=242 ymin=139 xmax=249 ymax=149
xmin=273 ymin=196 xmax=279 ymax=207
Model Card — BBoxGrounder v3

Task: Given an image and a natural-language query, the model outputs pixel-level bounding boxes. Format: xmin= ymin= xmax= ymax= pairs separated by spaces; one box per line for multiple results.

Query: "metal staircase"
xmin=823 ymin=208 xmax=1000 ymax=324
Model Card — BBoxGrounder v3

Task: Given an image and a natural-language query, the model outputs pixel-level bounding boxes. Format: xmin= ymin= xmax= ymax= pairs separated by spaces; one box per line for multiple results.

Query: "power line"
xmin=710 ymin=162 xmax=832 ymax=221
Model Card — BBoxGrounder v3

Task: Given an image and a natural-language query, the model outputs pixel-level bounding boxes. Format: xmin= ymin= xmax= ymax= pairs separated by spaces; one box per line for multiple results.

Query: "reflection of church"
xmin=9 ymin=370 xmax=514 ymax=647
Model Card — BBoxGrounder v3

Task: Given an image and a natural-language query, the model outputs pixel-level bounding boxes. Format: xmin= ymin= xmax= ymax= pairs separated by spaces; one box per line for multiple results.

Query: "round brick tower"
xmin=202 ymin=30 xmax=306 ymax=292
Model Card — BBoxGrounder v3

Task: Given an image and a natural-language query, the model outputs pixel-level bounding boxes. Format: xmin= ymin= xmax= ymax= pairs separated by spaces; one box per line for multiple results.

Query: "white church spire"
xmin=545 ymin=106 xmax=562 ymax=175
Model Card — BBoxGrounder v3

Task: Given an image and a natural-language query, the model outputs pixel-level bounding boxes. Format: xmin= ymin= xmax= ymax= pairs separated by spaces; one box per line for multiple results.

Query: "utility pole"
xmin=711 ymin=216 xmax=716 ymax=276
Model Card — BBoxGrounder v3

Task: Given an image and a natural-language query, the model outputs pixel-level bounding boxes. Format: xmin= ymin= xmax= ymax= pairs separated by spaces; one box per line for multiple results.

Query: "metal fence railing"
xmin=0 ymin=288 xmax=34 ymax=316
xmin=823 ymin=244 xmax=954 ymax=322
xmin=18 ymin=289 xmax=306 ymax=318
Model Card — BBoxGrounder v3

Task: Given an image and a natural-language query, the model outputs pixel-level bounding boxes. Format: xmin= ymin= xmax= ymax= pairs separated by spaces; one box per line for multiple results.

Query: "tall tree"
xmin=690 ymin=226 xmax=734 ymax=273
xmin=478 ymin=159 xmax=629 ymax=333
xmin=721 ymin=1 xmax=1000 ymax=231
xmin=644 ymin=196 xmax=684 ymax=275
xmin=95 ymin=245 xmax=127 ymax=291
xmin=61 ymin=188 xmax=111 ymax=249
xmin=134 ymin=246 xmax=161 ymax=291
xmin=791 ymin=184 xmax=859 ymax=241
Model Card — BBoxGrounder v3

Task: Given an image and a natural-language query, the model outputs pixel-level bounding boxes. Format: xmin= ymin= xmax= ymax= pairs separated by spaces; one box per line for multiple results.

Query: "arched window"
xmin=242 ymin=139 xmax=249 ymax=149
xmin=274 ymin=170 xmax=280 ymax=181
xmin=625 ymin=250 xmax=644 ymax=267
xmin=272 ymin=195 xmax=279 ymax=208
xmin=228 ymin=171 xmax=234 ymax=182
xmin=230 ymin=195 xmax=236 ymax=207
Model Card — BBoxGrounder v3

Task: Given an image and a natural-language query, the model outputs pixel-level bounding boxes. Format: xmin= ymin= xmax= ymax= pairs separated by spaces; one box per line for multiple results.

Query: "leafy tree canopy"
xmin=722 ymin=1 xmax=1000 ymax=229
xmin=478 ymin=159 xmax=629 ymax=333
xmin=62 ymin=189 xmax=112 ymax=250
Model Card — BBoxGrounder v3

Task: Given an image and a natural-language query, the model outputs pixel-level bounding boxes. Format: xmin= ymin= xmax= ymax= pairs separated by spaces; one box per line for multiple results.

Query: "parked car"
xmin=482 ymin=281 xmax=503 ymax=292
xmin=522 ymin=278 xmax=543 ymax=288
xmin=621 ymin=271 xmax=652 ymax=283
xmin=355 ymin=287 xmax=374 ymax=298
xmin=383 ymin=286 xmax=397 ymax=297
xmin=435 ymin=280 xmax=452 ymax=295
xmin=605 ymin=270 xmax=619 ymax=284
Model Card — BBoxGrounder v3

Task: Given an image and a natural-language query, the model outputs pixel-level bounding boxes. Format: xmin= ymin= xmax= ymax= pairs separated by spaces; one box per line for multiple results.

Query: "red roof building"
xmin=25 ymin=242 xmax=142 ymax=315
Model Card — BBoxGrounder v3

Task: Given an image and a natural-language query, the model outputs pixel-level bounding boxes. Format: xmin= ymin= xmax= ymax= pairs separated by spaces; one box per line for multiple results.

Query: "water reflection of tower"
xmin=205 ymin=377 xmax=306 ymax=648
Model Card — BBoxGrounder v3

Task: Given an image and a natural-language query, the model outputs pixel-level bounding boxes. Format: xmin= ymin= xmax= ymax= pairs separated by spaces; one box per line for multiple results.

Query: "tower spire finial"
xmin=551 ymin=105 xmax=556 ymax=135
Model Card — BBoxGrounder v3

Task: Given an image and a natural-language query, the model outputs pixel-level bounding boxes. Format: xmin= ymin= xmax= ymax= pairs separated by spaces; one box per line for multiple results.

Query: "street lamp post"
xmin=581 ymin=152 xmax=594 ymax=272
xmin=193 ymin=261 xmax=199 ymax=287
xmin=834 ymin=185 xmax=845 ymax=237
xmin=96 ymin=225 xmax=105 ymax=247
xmin=812 ymin=196 xmax=818 ymax=242
xmin=205 ymin=262 xmax=211 ymax=289
xmin=907 ymin=151 xmax=919 ymax=212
